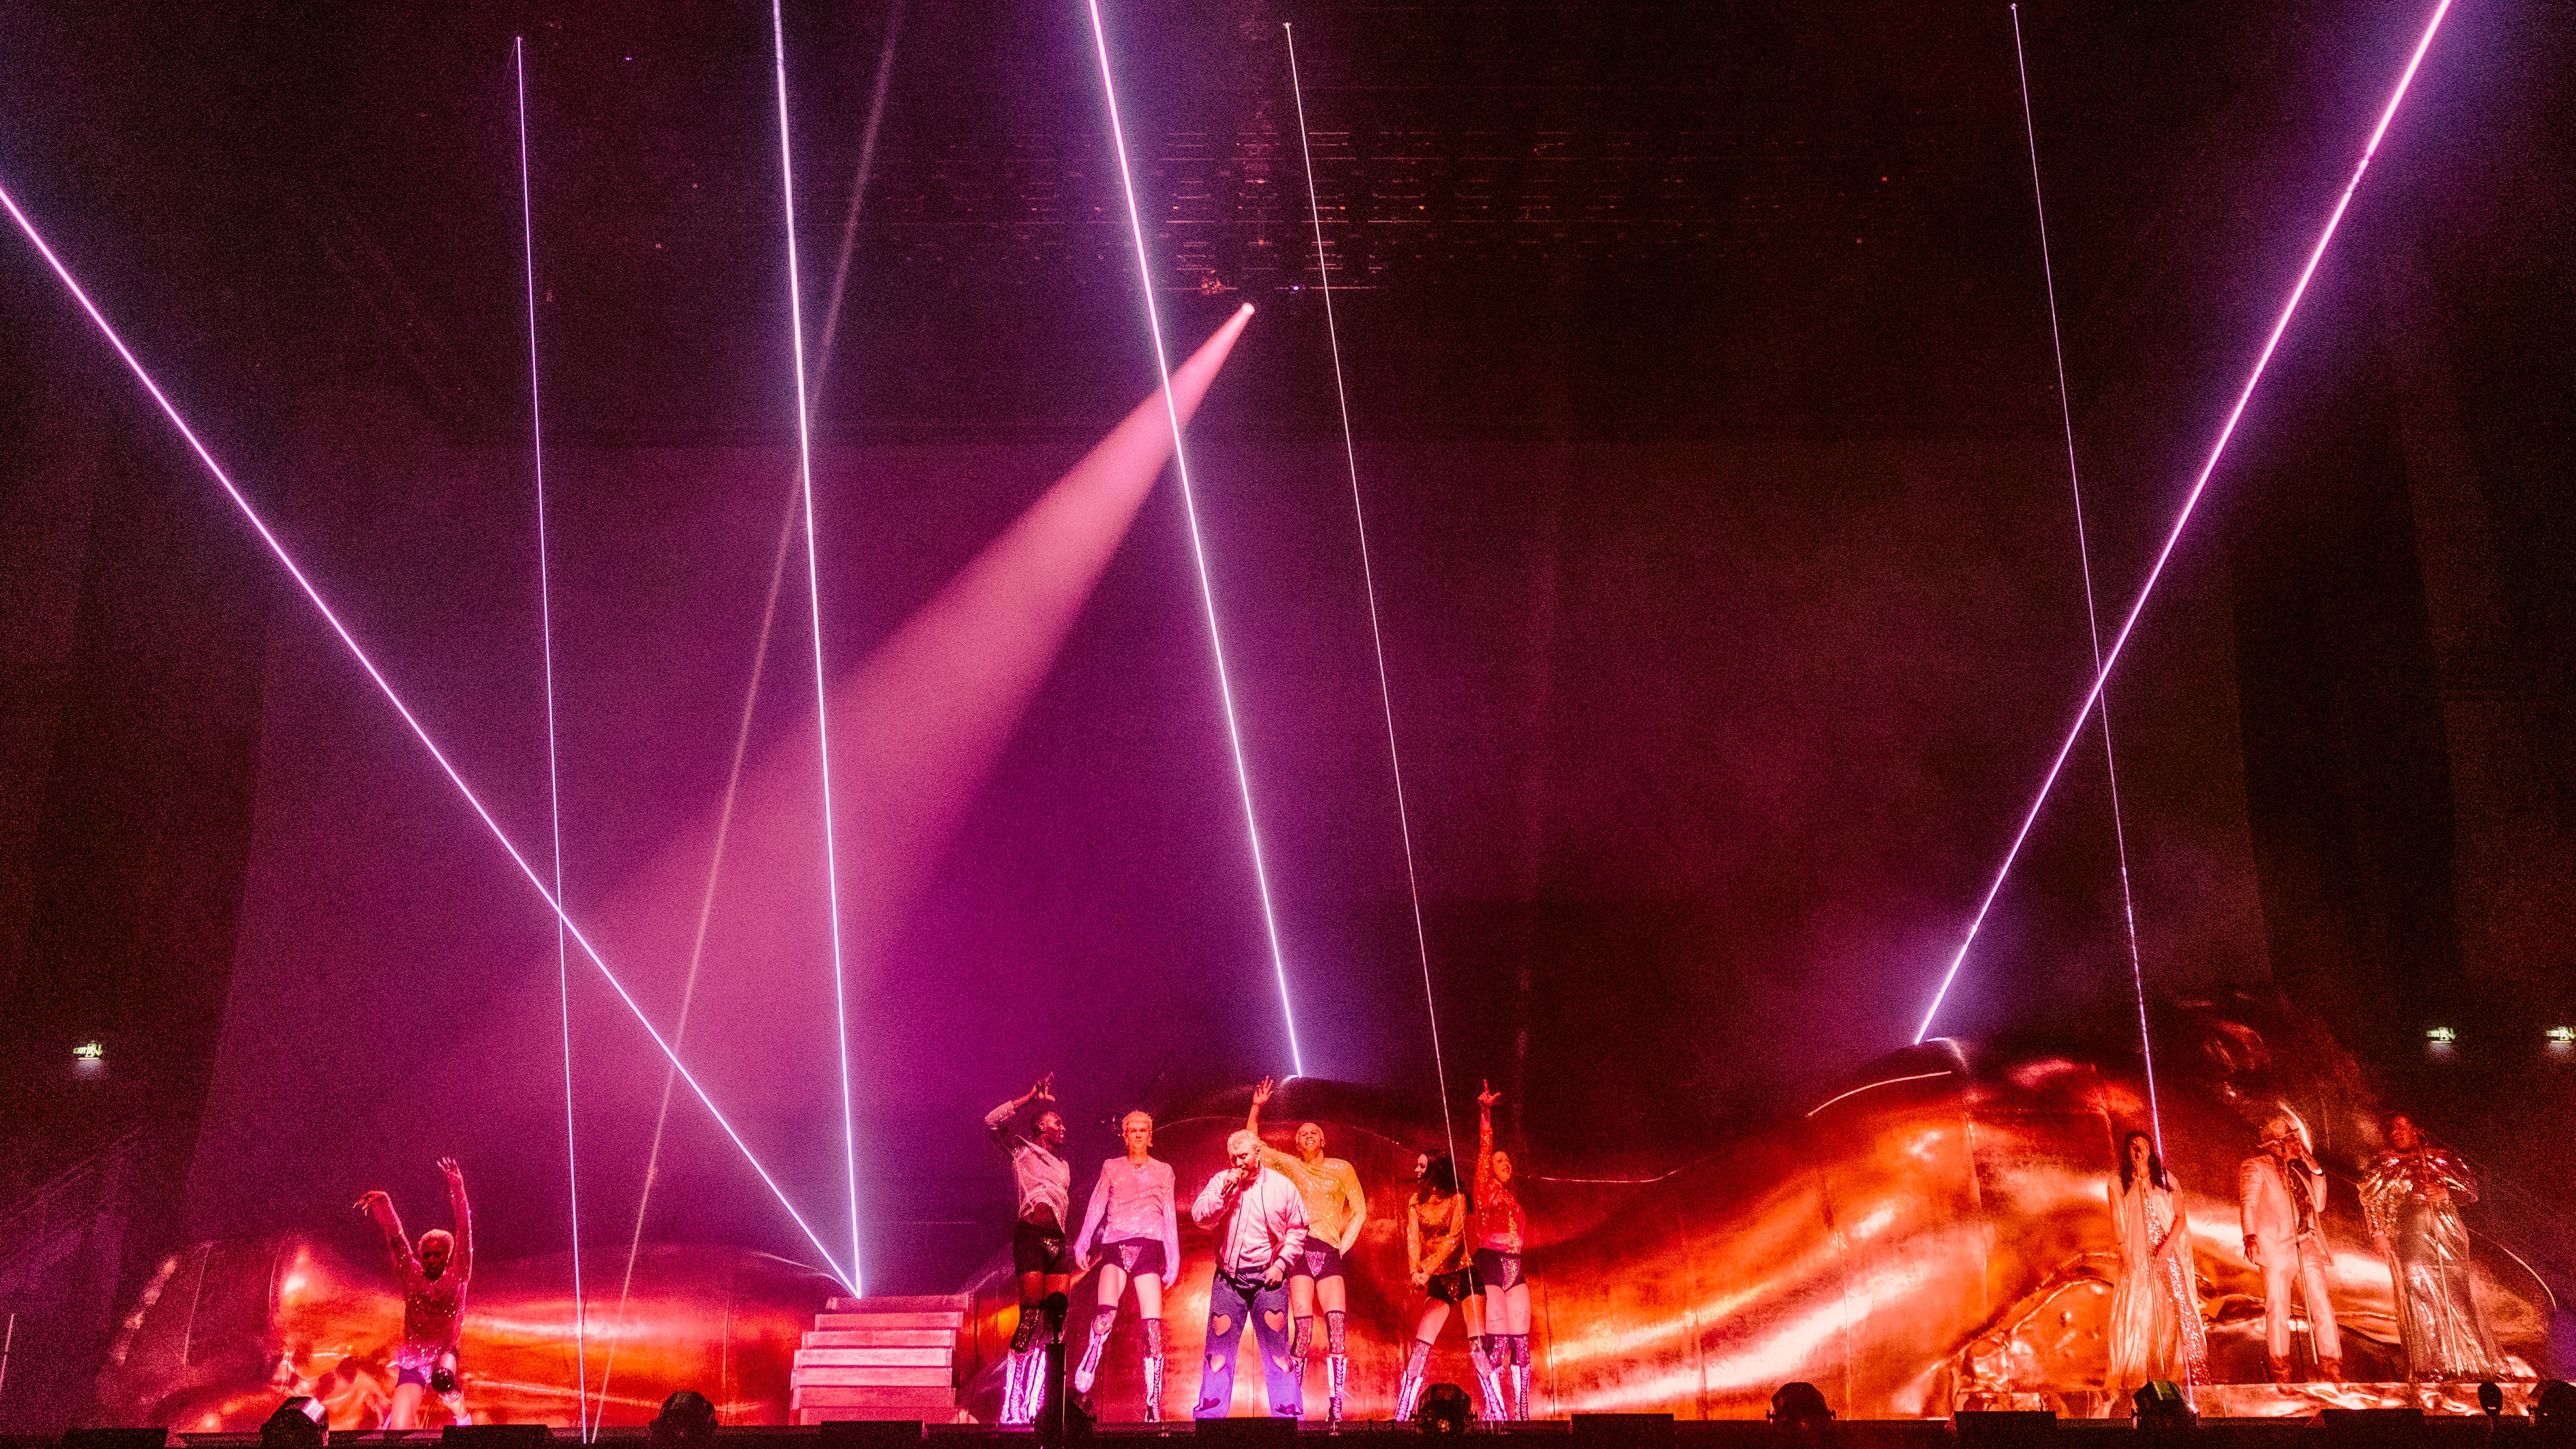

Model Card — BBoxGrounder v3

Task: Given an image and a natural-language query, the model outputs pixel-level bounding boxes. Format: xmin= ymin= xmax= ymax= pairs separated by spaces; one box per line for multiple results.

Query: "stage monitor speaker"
xmin=1953 ymin=1409 xmax=2054 ymax=1448
xmin=260 ymin=1397 xmax=331 ymax=1449
xmin=1419 ymin=1384 xmax=1474 ymax=1435
xmin=1193 ymin=1417 xmax=1297 ymax=1447
xmin=442 ymin=1426 xmax=550 ymax=1449
xmin=819 ymin=1421 xmax=924 ymax=1449
xmin=63 ymin=1430 xmax=170 ymax=1449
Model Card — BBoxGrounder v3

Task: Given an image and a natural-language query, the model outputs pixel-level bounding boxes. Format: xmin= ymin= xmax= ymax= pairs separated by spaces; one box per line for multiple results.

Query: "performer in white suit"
xmin=2237 ymin=1112 xmax=2342 ymax=1383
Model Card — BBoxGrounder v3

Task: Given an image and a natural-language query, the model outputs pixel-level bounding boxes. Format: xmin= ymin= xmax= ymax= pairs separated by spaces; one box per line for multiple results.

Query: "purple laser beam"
xmin=1915 ymin=0 xmax=2457 ymax=1045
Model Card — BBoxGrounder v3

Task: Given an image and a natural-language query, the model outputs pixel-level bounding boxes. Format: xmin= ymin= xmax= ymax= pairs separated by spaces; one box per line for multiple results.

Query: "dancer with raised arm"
xmin=1071 ymin=1110 xmax=1183 ymax=1419
xmin=1474 ymin=1083 xmax=1534 ymax=1419
xmin=2104 ymin=1131 xmax=2209 ymax=1405
xmin=1245 ymin=1077 xmax=1367 ymax=1421
xmin=2361 ymin=1114 xmax=2502 ymax=1382
xmin=986 ymin=1074 xmax=1074 ymax=1424
xmin=1191 ymin=1128 xmax=1309 ymax=1419
xmin=354 ymin=1157 xmax=474 ymax=1430
xmin=1394 ymin=1150 xmax=1504 ymax=1421
xmin=2237 ymin=1112 xmax=2342 ymax=1383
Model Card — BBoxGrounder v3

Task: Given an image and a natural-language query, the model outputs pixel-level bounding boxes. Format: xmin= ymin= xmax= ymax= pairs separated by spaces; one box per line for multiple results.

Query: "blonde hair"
xmin=1226 ymin=1128 xmax=1262 ymax=1157
xmin=1122 ymin=1110 xmax=1154 ymax=1131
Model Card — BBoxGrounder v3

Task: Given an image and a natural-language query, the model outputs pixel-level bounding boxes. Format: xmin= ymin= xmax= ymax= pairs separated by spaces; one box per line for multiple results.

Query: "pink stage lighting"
xmin=1087 ymin=0 xmax=1303 ymax=1077
xmin=0 ymin=173 xmax=860 ymax=1297
xmin=1915 ymin=0 xmax=2458 ymax=1046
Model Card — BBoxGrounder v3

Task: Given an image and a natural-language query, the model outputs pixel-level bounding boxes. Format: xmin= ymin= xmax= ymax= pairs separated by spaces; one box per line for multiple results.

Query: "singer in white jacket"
xmin=2237 ymin=1113 xmax=2343 ymax=1382
xmin=1191 ymin=1129 xmax=1309 ymax=1418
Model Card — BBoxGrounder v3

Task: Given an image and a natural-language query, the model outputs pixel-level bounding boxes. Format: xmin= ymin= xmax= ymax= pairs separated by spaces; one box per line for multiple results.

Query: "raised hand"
xmin=354 ymin=1189 xmax=391 ymax=1214
xmin=1477 ymin=1080 xmax=1500 ymax=1109
xmin=1028 ymin=1073 xmax=1056 ymax=1106
xmin=1251 ymin=1077 xmax=1274 ymax=1110
xmin=437 ymin=1157 xmax=464 ymax=1185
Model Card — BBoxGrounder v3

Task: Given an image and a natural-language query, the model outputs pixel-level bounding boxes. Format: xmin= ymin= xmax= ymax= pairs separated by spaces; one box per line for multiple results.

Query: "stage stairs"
xmin=788 ymin=1295 xmax=971 ymax=1426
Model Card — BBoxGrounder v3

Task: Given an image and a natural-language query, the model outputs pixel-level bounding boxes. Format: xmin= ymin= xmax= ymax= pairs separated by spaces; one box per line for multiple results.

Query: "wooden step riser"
xmin=796 ymin=1346 xmax=954 ymax=1368
xmin=793 ymin=1385 xmax=959 ymax=1409
xmin=815 ymin=1311 xmax=965 ymax=1330
xmin=792 ymin=1365 xmax=953 ymax=1387
xmin=800 ymin=1328 xmax=956 ymax=1348
xmin=826 ymin=1295 xmax=969 ymax=1313
xmin=793 ymin=1409 xmax=952 ymax=1426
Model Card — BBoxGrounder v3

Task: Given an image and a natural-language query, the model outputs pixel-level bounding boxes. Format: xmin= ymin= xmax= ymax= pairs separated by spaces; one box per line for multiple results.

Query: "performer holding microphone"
xmin=1191 ymin=1129 xmax=1309 ymax=1419
xmin=2237 ymin=1112 xmax=2343 ymax=1383
xmin=354 ymin=1157 xmax=474 ymax=1429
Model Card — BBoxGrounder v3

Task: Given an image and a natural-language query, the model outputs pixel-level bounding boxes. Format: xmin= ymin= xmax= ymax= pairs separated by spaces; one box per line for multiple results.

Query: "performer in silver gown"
xmin=2359 ymin=1115 xmax=2502 ymax=1382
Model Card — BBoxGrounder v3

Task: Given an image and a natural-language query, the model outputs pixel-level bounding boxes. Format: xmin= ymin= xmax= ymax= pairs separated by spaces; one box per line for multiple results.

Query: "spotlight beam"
xmin=1913 ymin=0 xmax=2457 ymax=1044
xmin=2007 ymin=6 xmax=2161 ymax=1153
xmin=513 ymin=36 xmax=590 ymax=1437
xmin=1282 ymin=22 xmax=1454 ymax=1166
xmin=1085 ymin=0 xmax=1302 ymax=1075
xmin=767 ymin=0 xmax=865 ymax=1296
xmin=0 ymin=174 xmax=859 ymax=1296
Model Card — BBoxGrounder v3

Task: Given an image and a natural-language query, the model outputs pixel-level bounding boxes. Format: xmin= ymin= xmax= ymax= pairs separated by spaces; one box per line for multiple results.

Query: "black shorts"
xmin=1472 ymin=1248 xmax=1524 ymax=1292
xmin=1424 ymin=1265 xmax=1483 ymax=1305
xmin=1292 ymin=1238 xmax=1346 ymax=1282
xmin=1093 ymin=1236 xmax=1169 ymax=1281
xmin=1014 ymin=1220 xmax=1076 ymax=1275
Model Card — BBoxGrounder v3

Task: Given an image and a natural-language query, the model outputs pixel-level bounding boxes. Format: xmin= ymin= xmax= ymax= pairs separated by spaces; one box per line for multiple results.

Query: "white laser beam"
xmin=767 ymin=0 xmax=865 ymax=1298
xmin=1282 ymin=21 xmax=1450 ymax=1162
xmin=513 ymin=37 xmax=592 ymax=1436
xmin=0 ymin=173 xmax=859 ymax=1296
xmin=1085 ymin=1 xmax=1303 ymax=1075
xmin=2007 ymin=6 xmax=2162 ymax=1152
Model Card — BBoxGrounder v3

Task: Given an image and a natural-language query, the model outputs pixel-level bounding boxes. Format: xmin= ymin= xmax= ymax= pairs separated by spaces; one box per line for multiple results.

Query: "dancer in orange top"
xmin=1244 ymin=1077 xmax=1367 ymax=1421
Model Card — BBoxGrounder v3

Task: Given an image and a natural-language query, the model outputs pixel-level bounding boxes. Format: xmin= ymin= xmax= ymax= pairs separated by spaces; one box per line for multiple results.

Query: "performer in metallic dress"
xmin=2237 ymin=1112 xmax=2342 ymax=1383
xmin=985 ymin=1074 xmax=1074 ymax=1424
xmin=1071 ymin=1110 xmax=1183 ymax=1419
xmin=1394 ymin=1151 xmax=1505 ymax=1421
xmin=1474 ymin=1083 xmax=1534 ymax=1419
xmin=2360 ymin=1114 xmax=2503 ymax=1382
xmin=354 ymin=1156 xmax=473 ymax=1430
xmin=2103 ymin=1131 xmax=2208 ymax=1403
xmin=1245 ymin=1077 xmax=1368 ymax=1421
xmin=1190 ymin=1128 xmax=1310 ymax=1419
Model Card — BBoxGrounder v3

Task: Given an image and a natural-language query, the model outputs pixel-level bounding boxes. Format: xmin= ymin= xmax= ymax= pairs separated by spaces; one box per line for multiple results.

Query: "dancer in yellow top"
xmin=1246 ymin=1077 xmax=1367 ymax=1421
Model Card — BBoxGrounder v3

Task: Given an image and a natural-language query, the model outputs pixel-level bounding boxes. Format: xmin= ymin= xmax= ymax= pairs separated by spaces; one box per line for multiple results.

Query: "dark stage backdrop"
xmin=184 ymin=384 xmax=2268 ymax=1292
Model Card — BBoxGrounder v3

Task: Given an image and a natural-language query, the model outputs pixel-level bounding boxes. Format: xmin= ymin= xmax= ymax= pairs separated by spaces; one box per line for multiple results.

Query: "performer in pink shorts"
xmin=354 ymin=1156 xmax=473 ymax=1429
xmin=1071 ymin=1111 xmax=1183 ymax=1419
